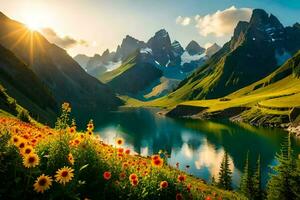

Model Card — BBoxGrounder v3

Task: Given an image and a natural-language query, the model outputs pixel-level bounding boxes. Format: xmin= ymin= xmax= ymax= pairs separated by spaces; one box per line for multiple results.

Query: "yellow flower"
xmin=87 ymin=121 xmax=94 ymax=132
xmin=67 ymin=126 xmax=76 ymax=134
xmin=68 ymin=153 xmax=75 ymax=165
xmin=55 ymin=166 xmax=74 ymax=185
xmin=151 ymin=156 xmax=164 ymax=168
xmin=22 ymin=145 xmax=34 ymax=156
xmin=23 ymin=153 xmax=40 ymax=168
xmin=11 ymin=135 xmax=21 ymax=145
xmin=33 ymin=174 xmax=53 ymax=193
xmin=115 ymin=137 xmax=124 ymax=146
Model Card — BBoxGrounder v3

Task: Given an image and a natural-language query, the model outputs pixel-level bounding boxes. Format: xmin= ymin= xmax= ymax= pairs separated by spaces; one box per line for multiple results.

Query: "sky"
xmin=0 ymin=0 xmax=299 ymax=57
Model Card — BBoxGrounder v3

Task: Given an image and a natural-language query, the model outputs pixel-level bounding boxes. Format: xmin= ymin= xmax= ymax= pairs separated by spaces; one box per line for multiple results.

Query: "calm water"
xmin=93 ymin=108 xmax=300 ymax=188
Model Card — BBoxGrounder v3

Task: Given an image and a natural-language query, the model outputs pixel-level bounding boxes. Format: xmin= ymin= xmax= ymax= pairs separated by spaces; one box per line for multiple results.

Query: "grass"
xmin=0 ymin=105 xmax=245 ymax=200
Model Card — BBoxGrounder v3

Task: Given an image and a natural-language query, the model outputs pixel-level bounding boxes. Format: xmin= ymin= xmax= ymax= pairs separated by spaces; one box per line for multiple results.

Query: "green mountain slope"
xmin=0 ymin=12 xmax=122 ymax=122
xmin=100 ymin=52 xmax=163 ymax=95
xmin=155 ymin=9 xmax=300 ymax=106
xmin=168 ymin=50 xmax=300 ymax=126
xmin=0 ymin=44 xmax=57 ymax=123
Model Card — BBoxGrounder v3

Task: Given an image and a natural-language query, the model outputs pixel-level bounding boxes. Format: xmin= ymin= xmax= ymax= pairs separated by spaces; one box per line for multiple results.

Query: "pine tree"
xmin=240 ymin=151 xmax=252 ymax=198
xmin=252 ymin=155 xmax=262 ymax=200
xmin=267 ymin=133 xmax=297 ymax=200
xmin=218 ymin=151 xmax=232 ymax=190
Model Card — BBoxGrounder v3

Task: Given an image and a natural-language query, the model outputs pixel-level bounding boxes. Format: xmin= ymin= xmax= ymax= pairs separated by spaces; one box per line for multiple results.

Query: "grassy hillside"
xmin=100 ymin=52 xmax=163 ymax=95
xmin=168 ymin=51 xmax=300 ymax=126
xmin=0 ymin=44 xmax=57 ymax=124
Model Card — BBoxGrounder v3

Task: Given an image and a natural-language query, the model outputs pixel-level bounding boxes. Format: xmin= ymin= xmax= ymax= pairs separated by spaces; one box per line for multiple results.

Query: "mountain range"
xmin=74 ymin=30 xmax=220 ymax=100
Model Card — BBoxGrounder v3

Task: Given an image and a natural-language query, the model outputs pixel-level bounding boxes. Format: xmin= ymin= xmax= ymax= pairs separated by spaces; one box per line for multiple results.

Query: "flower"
xmin=33 ymin=174 xmax=53 ymax=193
xmin=87 ymin=121 xmax=94 ymax=131
xmin=62 ymin=102 xmax=71 ymax=112
xmin=67 ymin=126 xmax=76 ymax=134
xmin=18 ymin=140 xmax=26 ymax=149
xmin=131 ymin=179 xmax=138 ymax=186
xmin=206 ymin=196 xmax=212 ymax=200
xmin=119 ymin=172 xmax=126 ymax=180
xmin=103 ymin=171 xmax=111 ymax=180
xmin=23 ymin=153 xmax=40 ymax=168
xmin=55 ymin=166 xmax=74 ymax=185
xmin=151 ymin=155 xmax=160 ymax=160
xmin=115 ymin=137 xmax=124 ymax=146
xmin=11 ymin=135 xmax=21 ymax=145
xmin=176 ymin=193 xmax=183 ymax=200
xmin=177 ymin=174 xmax=186 ymax=182
xmin=160 ymin=181 xmax=168 ymax=189
xmin=151 ymin=157 xmax=163 ymax=168
xmin=22 ymin=145 xmax=34 ymax=155
xmin=129 ymin=173 xmax=138 ymax=181
xmin=68 ymin=153 xmax=74 ymax=165
xmin=125 ymin=149 xmax=130 ymax=155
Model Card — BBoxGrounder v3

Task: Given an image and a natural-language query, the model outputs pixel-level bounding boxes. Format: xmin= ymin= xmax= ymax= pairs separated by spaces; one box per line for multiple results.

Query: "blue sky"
xmin=0 ymin=0 xmax=299 ymax=56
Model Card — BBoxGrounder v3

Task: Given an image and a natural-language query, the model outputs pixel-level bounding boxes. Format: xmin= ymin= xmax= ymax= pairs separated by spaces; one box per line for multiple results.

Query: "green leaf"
xmin=79 ymin=164 xmax=89 ymax=171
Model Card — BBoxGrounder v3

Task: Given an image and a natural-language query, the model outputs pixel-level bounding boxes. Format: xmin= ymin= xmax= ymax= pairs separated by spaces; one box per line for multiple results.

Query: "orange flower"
xmin=118 ymin=148 xmax=124 ymax=153
xmin=125 ymin=149 xmax=130 ymax=155
xmin=131 ymin=179 xmax=138 ymax=186
xmin=151 ymin=155 xmax=160 ymax=160
xmin=129 ymin=173 xmax=137 ymax=181
xmin=22 ymin=145 xmax=34 ymax=155
xmin=103 ymin=171 xmax=111 ymax=180
xmin=177 ymin=174 xmax=186 ymax=182
xmin=68 ymin=127 xmax=76 ymax=134
xmin=160 ymin=181 xmax=168 ymax=189
xmin=68 ymin=153 xmax=75 ymax=165
xmin=151 ymin=157 xmax=163 ymax=168
xmin=206 ymin=196 xmax=212 ymax=200
xmin=176 ymin=193 xmax=183 ymax=200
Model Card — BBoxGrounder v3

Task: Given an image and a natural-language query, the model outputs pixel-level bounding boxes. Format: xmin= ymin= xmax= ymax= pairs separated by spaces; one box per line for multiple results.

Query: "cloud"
xmin=176 ymin=16 xmax=191 ymax=26
xmin=195 ymin=6 xmax=252 ymax=37
xmin=41 ymin=27 xmax=88 ymax=49
xmin=204 ymin=42 xmax=213 ymax=49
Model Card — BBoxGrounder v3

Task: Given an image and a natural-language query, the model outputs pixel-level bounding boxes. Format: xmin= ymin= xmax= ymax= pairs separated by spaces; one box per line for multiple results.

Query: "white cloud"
xmin=195 ymin=6 xmax=252 ymax=37
xmin=176 ymin=16 xmax=191 ymax=26
xmin=41 ymin=27 xmax=89 ymax=49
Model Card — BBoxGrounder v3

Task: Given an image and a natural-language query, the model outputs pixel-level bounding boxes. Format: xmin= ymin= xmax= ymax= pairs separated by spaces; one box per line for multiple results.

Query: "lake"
xmin=93 ymin=108 xmax=300 ymax=188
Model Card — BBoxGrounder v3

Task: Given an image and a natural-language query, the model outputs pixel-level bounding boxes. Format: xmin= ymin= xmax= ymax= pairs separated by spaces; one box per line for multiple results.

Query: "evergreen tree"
xmin=218 ymin=151 xmax=232 ymax=190
xmin=267 ymin=133 xmax=297 ymax=200
xmin=252 ymin=155 xmax=263 ymax=200
xmin=240 ymin=151 xmax=252 ymax=198
xmin=211 ymin=176 xmax=217 ymax=186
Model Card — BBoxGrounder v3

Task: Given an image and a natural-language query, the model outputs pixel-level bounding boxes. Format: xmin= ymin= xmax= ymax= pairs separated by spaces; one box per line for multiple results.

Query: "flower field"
xmin=0 ymin=104 xmax=245 ymax=200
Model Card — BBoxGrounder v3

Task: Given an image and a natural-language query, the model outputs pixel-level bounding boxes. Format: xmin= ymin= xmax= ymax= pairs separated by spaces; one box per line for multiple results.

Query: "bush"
xmin=17 ymin=109 xmax=30 ymax=122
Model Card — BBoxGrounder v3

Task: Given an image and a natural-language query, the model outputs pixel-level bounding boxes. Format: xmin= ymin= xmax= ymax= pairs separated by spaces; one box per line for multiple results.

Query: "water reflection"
xmin=95 ymin=108 xmax=300 ymax=187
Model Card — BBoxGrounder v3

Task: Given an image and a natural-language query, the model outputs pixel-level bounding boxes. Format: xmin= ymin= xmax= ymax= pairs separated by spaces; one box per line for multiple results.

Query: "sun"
xmin=24 ymin=16 xmax=41 ymax=31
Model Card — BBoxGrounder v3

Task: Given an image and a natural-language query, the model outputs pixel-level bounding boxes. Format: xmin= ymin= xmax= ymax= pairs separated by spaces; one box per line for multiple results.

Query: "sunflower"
xmin=151 ymin=157 xmax=164 ymax=168
xmin=67 ymin=127 xmax=76 ymax=134
xmin=55 ymin=166 xmax=74 ymax=185
xmin=115 ymin=137 xmax=124 ymax=146
xmin=22 ymin=145 xmax=34 ymax=156
xmin=11 ymin=135 xmax=21 ymax=145
xmin=33 ymin=174 xmax=53 ymax=193
xmin=23 ymin=153 xmax=40 ymax=168
xmin=160 ymin=181 xmax=168 ymax=189
xmin=68 ymin=153 xmax=75 ymax=165
xmin=18 ymin=140 xmax=26 ymax=150
xmin=87 ymin=121 xmax=94 ymax=131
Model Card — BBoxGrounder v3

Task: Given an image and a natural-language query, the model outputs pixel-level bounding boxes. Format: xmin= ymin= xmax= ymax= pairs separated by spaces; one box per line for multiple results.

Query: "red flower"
xmin=129 ymin=173 xmax=137 ymax=181
xmin=103 ymin=171 xmax=111 ymax=180
xmin=177 ymin=174 xmax=186 ymax=182
xmin=125 ymin=149 xmax=130 ymax=155
xmin=206 ymin=196 xmax=212 ymax=200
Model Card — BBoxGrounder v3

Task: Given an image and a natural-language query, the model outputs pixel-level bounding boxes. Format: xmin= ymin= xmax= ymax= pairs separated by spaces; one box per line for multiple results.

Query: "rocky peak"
xmin=205 ymin=43 xmax=221 ymax=57
xmin=102 ymin=49 xmax=110 ymax=57
xmin=186 ymin=40 xmax=205 ymax=55
xmin=171 ymin=40 xmax=184 ymax=54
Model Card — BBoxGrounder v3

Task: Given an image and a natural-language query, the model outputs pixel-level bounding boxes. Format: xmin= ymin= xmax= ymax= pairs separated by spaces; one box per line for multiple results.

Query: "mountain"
xmin=185 ymin=40 xmax=205 ymax=55
xmin=100 ymin=50 xmax=163 ymax=95
xmin=0 ymin=12 xmax=122 ymax=122
xmin=168 ymin=50 xmax=300 ymax=127
xmin=205 ymin=43 xmax=221 ymax=57
xmin=161 ymin=9 xmax=300 ymax=104
xmin=73 ymin=54 xmax=90 ymax=70
xmin=115 ymin=35 xmax=147 ymax=60
xmin=0 ymin=44 xmax=57 ymax=123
